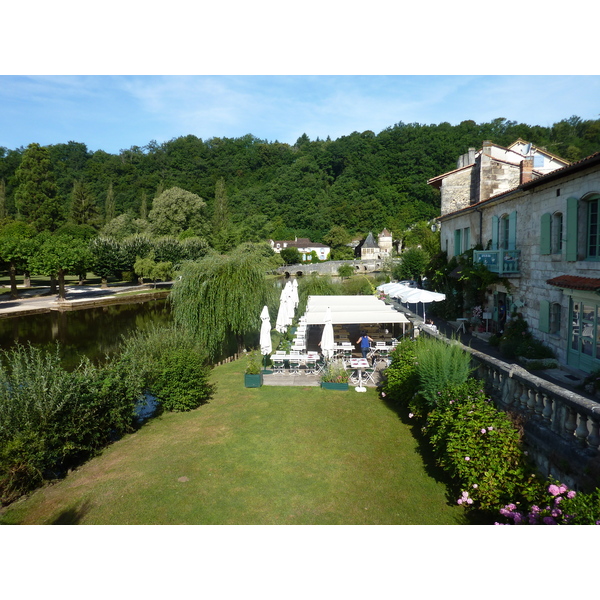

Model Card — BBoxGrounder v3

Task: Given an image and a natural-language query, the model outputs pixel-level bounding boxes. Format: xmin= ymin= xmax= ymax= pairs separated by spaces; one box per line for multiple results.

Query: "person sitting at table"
xmin=356 ymin=331 xmax=373 ymax=360
xmin=425 ymin=319 xmax=437 ymax=333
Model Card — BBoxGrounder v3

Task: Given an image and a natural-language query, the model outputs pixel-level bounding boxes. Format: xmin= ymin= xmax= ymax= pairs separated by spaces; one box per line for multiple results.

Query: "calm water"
xmin=0 ymin=298 xmax=172 ymax=369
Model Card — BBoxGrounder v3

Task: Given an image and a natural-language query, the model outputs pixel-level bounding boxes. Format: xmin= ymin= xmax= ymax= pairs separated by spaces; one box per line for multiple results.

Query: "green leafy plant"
xmin=320 ymin=360 xmax=349 ymax=384
xmin=414 ymin=336 xmax=474 ymax=409
xmin=245 ymin=350 xmax=262 ymax=375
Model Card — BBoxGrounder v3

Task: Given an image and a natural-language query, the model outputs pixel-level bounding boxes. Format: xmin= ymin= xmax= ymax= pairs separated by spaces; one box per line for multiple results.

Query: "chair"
xmin=363 ymin=367 xmax=377 ymax=385
xmin=289 ymin=357 xmax=301 ymax=375
xmin=305 ymin=356 xmax=317 ymax=375
xmin=272 ymin=356 xmax=286 ymax=375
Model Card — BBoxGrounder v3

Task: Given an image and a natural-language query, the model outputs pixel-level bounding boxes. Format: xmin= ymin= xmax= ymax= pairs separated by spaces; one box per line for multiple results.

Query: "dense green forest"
xmin=1 ymin=115 xmax=600 ymax=245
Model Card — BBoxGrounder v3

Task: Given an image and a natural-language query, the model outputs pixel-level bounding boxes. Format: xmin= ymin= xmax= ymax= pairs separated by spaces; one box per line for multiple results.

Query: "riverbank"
xmin=0 ymin=283 xmax=172 ymax=318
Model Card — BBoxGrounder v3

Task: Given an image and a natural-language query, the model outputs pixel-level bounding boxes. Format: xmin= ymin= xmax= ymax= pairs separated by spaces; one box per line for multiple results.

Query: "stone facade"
xmin=434 ymin=143 xmax=600 ymax=374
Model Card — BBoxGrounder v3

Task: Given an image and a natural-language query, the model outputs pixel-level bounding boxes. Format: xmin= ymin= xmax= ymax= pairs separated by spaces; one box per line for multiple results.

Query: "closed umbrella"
xmin=320 ymin=307 xmax=335 ymax=360
xmin=275 ymin=287 xmax=290 ymax=333
xmin=259 ymin=305 xmax=272 ymax=372
xmin=291 ymin=279 xmax=299 ymax=308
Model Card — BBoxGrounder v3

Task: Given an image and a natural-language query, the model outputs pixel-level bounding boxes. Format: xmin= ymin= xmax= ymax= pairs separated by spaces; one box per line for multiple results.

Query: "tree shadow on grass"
xmin=50 ymin=499 xmax=92 ymax=525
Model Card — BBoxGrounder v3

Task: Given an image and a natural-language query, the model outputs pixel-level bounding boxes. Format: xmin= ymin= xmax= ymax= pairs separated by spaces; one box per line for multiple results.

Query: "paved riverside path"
xmin=0 ymin=284 xmax=170 ymax=317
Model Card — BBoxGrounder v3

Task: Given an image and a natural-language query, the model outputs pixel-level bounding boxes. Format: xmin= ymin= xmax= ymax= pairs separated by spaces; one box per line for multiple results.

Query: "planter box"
xmin=244 ymin=373 xmax=263 ymax=388
xmin=320 ymin=381 xmax=349 ymax=391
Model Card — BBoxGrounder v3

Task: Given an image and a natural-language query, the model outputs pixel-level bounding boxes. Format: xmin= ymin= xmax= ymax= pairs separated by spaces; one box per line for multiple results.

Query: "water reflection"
xmin=0 ymin=298 xmax=172 ymax=369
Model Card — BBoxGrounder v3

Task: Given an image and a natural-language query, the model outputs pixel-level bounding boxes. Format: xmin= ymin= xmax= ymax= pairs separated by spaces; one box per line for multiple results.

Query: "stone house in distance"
xmin=269 ymin=237 xmax=331 ymax=261
xmin=431 ymin=139 xmax=600 ymax=374
xmin=356 ymin=229 xmax=394 ymax=260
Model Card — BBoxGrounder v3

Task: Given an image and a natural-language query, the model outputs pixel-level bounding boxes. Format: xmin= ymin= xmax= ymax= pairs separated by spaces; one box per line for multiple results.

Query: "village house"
xmin=356 ymin=229 xmax=394 ymax=259
xmin=269 ymin=237 xmax=331 ymax=261
xmin=430 ymin=139 xmax=600 ymax=374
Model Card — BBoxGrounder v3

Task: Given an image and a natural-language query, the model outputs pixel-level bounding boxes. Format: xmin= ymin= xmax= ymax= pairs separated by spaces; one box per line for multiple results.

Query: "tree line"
xmin=1 ymin=115 xmax=599 ymax=243
xmin=1 ymin=116 xmax=599 ymax=290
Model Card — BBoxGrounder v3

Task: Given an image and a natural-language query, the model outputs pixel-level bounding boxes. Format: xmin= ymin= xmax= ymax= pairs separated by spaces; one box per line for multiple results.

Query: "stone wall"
xmin=277 ymin=259 xmax=384 ymax=276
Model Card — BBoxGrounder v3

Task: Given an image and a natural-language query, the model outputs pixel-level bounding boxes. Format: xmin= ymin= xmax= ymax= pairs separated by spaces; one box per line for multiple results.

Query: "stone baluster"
xmin=587 ymin=418 xmax=600 ymax=451
xmin=575 ymin=414 xmax=590 ymax=447
xmin=526 ymin=388 xmax=536 ymax=413
xmin=542 ymin=394 xmax=553 ymax=423
xmin=519 ymin=382 xmax=529 ymax=410
xmin=534 ymin=391 xmax=545 ymax=418
xmin=514 ymin=381 xmax=523 ymax=408
xmin=563 ymin=406 xmax=578 ymax=441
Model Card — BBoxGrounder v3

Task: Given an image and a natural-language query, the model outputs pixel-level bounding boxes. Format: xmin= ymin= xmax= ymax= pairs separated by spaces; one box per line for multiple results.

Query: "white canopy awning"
xmin=303 ymin=295 xmax=410 ymax=325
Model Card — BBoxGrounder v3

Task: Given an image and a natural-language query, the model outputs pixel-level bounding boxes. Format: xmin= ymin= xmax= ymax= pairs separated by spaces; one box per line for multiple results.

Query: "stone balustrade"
xmin=421 ymin=329 xmax=600 ymax=490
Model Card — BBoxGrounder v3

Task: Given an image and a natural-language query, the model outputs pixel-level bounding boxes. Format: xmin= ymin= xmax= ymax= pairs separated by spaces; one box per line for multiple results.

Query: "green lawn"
xmin=0 ymin=360 xmax=465 ymax=525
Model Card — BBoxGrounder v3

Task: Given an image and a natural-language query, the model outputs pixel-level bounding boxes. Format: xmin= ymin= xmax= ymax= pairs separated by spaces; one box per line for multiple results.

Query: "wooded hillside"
xmin=1 ymin=115 xmax=599 ymax=243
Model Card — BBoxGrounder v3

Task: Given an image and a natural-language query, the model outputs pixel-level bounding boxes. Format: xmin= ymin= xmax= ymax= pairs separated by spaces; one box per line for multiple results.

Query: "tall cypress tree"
xmin=14 ymin=143 xmax=63 ymax=231
xmin=140 ymin=190 xmax=148 ymax=220
xmin=70 ymin=180 xmax=100 ymax=227
xmin=0 ymin=179 xmax=6 ymax=220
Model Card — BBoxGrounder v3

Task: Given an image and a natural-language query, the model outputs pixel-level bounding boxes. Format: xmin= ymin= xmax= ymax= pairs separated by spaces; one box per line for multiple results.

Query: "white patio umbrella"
xmin=291 ymin=278 xmax=299 ymax=309
xmin=284 ymin=281 xmax=295 ymax=325
xmin=275 ymin=287 xmax=290 ymax=333
xmin=393 ymin=288 xmax=446 ymax=322
xmin=259 ymin=305 xmax=272 ymax=372
xmin=320 ymin=306 xmax=335 ymax=360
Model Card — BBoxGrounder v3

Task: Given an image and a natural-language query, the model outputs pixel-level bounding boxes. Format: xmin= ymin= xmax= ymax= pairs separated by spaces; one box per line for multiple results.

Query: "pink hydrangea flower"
xmin=548 ymin=484 xmax=561 ymax=496
xmin=481 ymin=428 xmax=486 ymax=434
xmin=567 ymin=490 xmax=576 ymax=499
xmin=465 ymin=456 xmax=470 ymax=461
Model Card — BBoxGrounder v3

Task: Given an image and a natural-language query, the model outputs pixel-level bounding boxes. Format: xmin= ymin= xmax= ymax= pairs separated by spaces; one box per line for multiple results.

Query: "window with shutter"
xmin=540 ymin=213 xmax=551 ymax=255
xmin=508 ymin=211 xmax=517 ymax=251
xmin=565 ymin=197 xmax=578 ymax=261
xmin=539 ymin=299 xmax=550 ymax=333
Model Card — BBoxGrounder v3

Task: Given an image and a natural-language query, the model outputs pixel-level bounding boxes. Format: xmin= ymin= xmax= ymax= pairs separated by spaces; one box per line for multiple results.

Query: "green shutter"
xmin=540 ymin=213 xmax=551 ymax=255
xmin=539 ymin=299 xmax=550 ymax=333
xmin=508 ymin=211 xmax=517 ymax=251
xmin=566 ymin=197 xmax=578 ymax=261
xmin=464 ymin=227 xmax=470 ymax=251
xmin=454 ymin=229 xmax=462 ymax=256
xmin=491 ymin=215 xmax=499 ymax=250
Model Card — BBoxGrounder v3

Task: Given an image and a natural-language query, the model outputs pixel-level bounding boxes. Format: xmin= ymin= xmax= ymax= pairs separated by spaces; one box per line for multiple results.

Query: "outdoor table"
xmin=349 ymin=357 xmax=369 ymax=392
xmin=457 ymin=318 xmax=469 ymax=334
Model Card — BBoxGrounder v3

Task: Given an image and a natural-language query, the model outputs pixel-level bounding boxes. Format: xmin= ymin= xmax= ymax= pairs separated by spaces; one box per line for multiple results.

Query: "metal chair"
xmin=272 ymin=356 xmax=286 ymax=375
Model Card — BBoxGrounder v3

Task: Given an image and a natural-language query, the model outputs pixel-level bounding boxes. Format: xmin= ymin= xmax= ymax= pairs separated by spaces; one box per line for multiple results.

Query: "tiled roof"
xmin=547 ymin=275 xmax=600 ymax=291
xmin=362 ymin=232 xmax=378 ymax=248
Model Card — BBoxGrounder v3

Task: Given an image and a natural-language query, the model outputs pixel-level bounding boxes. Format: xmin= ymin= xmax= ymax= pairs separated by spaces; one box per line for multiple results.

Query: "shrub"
xmin=245 ymin=350 xmax=262 ymax=375
xmin=0 ymin=344 xmax=142 ymax=505
xmin=118 ymin=324 xmax=214 ymax=413
xmin=424 ymin=380 xmax=540 ymax=511
xmin=151 ymin=348 xmax=212 ymax=412
xmin=320 ymin=360 xmax=349 ymax=384
xmin=414 ymin=336 xmax=473 ymax=409
xmin=497 ymin=481 xmax=600 ymax=525
xmin=379 ymin=339 xmax=419 ymax=407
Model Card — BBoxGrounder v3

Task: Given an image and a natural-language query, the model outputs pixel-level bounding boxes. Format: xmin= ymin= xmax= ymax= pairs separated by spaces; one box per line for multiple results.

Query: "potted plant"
xmin=244 ymin=350 xmax=263 ymax=388
xmin=320 ymin=360 xmax=350 ymax=391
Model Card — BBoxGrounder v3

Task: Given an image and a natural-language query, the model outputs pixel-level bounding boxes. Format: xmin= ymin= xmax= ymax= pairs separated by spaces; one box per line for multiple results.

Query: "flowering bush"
xmin=423 ymin=380 xmax=540 ymax=511
xmin=497 ymin=481 xmax=600 ymax=525
xmin=471 ymin=305 xmax=483 ymax=325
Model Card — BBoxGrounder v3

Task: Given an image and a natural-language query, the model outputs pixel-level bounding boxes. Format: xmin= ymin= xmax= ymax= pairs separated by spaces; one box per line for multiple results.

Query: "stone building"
xmin=432 ymin=142 xmax=600 ymax=374
xmin=357 ymin=229 xmax=394 ymax=259
xmin=269 ymin=237 xmax=331 ymax=261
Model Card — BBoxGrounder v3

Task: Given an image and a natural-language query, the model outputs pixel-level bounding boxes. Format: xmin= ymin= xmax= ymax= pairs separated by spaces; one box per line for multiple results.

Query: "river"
xmin=0 ymin=297 xmax=172 ymax=369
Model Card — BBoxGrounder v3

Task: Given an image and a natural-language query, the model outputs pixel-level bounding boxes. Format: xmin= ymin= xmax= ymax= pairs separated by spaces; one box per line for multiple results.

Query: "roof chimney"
xmin=520 ymin=158 xmax=534 ymax=184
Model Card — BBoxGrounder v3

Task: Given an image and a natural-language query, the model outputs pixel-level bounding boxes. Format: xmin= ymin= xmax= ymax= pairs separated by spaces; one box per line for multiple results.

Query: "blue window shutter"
xmin=508 ymin=211 xmax=517 ymax=250
xmin=566 ymin=197 xmax=578 ymax=261
xmin=454 ymin=229 xmax=462 ymax=256
xmin=539 ymin=300 xmax=550 ymax=333
xmin=491 ymin=215 xmax=499 ymax=250
xmin=540 ymin=213 xmax=551 ymax=255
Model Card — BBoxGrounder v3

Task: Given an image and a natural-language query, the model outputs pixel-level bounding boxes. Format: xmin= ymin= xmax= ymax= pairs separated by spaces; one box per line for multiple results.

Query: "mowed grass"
xmin=0 ymin=360 xmax=465 ymax=525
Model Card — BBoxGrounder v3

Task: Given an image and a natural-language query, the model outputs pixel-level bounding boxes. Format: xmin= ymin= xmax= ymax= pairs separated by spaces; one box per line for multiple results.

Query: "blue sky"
xmin=1 ymin=75 xmax=599 ymax=154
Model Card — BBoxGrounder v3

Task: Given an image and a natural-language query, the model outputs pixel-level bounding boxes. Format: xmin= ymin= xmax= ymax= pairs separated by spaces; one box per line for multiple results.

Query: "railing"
xmin=473 ymin=249 xmax=521 ymax=275
xmin=420 ymin=328 xmax=600 ymax=491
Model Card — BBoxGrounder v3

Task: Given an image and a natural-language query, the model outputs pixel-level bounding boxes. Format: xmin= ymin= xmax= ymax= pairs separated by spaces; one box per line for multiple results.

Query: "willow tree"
xmin=170 ymin=244 xmax=277 ymax=360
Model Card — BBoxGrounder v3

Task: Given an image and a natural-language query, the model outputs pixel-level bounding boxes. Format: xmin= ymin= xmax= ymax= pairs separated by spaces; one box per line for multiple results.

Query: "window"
xmin=492 ymin=212 xmax=517 ymax=250
xmin=553 ymin=212 xmax=563 ymax=254
xmin=550 ymin=303 xmax=561 ymax=335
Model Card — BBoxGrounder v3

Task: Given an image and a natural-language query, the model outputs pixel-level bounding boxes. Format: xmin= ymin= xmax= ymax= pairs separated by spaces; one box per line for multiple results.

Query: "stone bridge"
xmin=276 ymin=259 xmax=384 ymax=277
